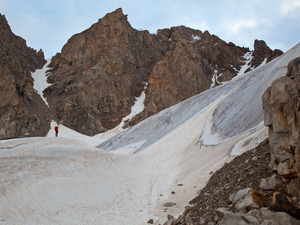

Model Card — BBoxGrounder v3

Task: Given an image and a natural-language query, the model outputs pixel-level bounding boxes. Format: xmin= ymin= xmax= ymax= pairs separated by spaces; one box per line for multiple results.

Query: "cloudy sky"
xmin=1 ymin=0 xmax=299 ymax=58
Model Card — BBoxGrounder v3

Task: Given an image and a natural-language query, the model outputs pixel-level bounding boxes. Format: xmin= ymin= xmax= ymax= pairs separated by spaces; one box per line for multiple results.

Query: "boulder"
xmin=215 ymin=208 xmax=259 ymax=225
xmin=147 ymin=218 xmax=154 ymax=224
xmin=229 ymin=188 xmax=264 ymax=213
xmin=216 ymin=207 xmax=300 ymax=225
xmin=286 ymin=57 xmax=300 ymax=79
xmin=163 ymin=202 xmax=177 ymax=207
xmin=259 ymin=174 xmax=280 ymax=190
xmin=230 ymin=188 xmax=251 ymax=204
xmin=269 ymin=192 xmax=300 ymax=219
xmin=248 ymin=207 xmax=300 ymax=225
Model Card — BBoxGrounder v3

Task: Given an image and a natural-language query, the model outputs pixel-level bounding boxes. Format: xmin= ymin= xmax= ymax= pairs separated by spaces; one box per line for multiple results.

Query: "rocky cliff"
xmin=0 ymin=14 xmax=50 ymax=139
xmin=45 ymin=8 xmax=282 ymax=135
xmin=263 ymin=57 xmax=300 ymax=198
xmin=251 ymin=39 xmax=283 ymax=69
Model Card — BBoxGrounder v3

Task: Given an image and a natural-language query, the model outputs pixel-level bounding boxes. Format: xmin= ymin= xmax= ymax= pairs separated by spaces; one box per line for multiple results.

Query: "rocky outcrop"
xmin=0 ymin=14 xmax=50 ymax=140
xmin=262 ymin=57 xmax=300 ymax=198
xmin=251 ymin=40 xmax=283 ymax=69
xmin=44 ymin=8 xmax=282 ymax=135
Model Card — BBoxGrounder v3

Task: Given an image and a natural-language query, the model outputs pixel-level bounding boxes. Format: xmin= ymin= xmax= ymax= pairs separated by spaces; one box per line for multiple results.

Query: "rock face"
xmin=262 ymin=57 xmax=300 ymax=198
xmin=251 ymin=40 xmax=283 ymax=69
xmin=0 ymin=14 xmax=50 ymax=139
xmin=45 ymin=8 xmax=282 ymax=135
xmin=44 ymin=8 xmax=165 ymax=135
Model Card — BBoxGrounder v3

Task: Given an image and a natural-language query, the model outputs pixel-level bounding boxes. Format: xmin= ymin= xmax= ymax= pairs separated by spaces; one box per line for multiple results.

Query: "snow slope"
xmin=236 ymin=51 xmax=254 ymax=77
xmin=0 ymin=43 xmax=299 ymax=225
xmin=31 ymin=59 xmax=52 ymax=106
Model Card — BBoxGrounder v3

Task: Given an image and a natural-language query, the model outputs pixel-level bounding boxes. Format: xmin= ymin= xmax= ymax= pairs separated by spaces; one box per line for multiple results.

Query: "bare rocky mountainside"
xmin=0 ymin=14 xmax=51 ymax=139
xmin=44 ymin=8 xmax=282 ymax=136
xmin=0 ymin=8 xmax=282 ymax=139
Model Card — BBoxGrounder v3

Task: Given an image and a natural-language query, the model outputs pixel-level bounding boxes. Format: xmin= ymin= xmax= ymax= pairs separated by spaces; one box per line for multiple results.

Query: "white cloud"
xmin=224 ymin=19 xmax=259 ymax=35
xmin=280 ymin=0 xmax=300 ymax=15
xmin=227 ymin=19 xmax=258 ymax=34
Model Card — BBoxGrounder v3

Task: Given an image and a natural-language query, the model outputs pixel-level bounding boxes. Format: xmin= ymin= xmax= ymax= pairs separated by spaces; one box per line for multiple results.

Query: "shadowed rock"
xmin=0 ymin=14 xmax=50 ymax=140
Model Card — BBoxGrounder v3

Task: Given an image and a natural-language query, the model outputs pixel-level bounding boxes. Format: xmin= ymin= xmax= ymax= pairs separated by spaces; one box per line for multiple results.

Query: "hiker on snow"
xmin=55 ymin=126 xmax=59 ymax=137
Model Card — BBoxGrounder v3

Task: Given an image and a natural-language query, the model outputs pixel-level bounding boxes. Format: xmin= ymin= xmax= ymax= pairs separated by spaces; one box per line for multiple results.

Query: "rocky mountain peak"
xmin=54 ymin=9 xmax=128 ymax=69
xmin=252 ymin=39 xmax=283 ymax=67
xmin=45 ymin=8 xmax=165 ymax=135
xmin=254 ymin=39 xmax=272 ymax=53
xmin=0 ymin=14 xmax=11 ymax=33
xmin=43 ymin=8 xmax=283 ymax=136
xmin=100 ymin=8 xmax=126 ymax=25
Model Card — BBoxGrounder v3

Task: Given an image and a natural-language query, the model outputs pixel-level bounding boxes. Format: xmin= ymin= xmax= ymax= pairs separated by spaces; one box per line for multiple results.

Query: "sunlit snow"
xmin=210 ymin=69 xmax=219 ymax=88
xmin=117 ymin=83 xmax=147 ymax=130
xmin=191 ymin=35 xmax=201 ymax=42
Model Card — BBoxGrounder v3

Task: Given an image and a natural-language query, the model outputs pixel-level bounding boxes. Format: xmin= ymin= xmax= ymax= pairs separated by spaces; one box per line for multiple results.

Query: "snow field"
xmin=0 ymin=93 xmax=270 ymax=225
xmin=0 ymin=99 xmax=231 ymax=224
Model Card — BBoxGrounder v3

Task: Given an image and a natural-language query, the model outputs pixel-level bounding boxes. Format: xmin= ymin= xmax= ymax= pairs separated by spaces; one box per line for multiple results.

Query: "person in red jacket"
xmin=55 ymin=126 xmax=59 ymax=137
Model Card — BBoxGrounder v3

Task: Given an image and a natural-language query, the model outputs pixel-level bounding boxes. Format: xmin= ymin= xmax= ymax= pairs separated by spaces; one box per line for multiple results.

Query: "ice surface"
xmin=0 ymin=43 xmax=299 ymax=225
